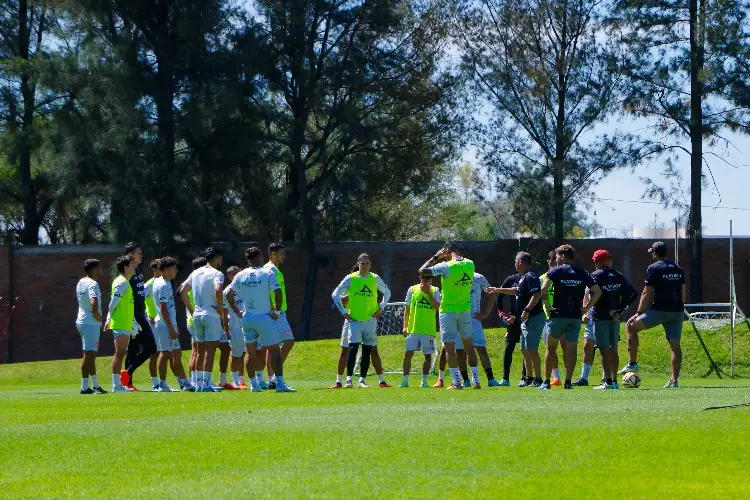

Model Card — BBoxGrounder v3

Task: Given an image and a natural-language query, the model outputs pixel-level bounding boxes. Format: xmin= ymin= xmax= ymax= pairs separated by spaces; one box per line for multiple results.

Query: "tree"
xmin=457 ymin=0 xmax=638 ymax=243
xmin=613 ymin=0 xmax=750 ymax=302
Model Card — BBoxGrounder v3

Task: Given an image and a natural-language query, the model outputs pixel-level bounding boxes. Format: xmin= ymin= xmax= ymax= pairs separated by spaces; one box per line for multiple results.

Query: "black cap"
xmin=204 ymin=247 xmax=223 ymax=260
xmin=648 ymin=241 xmax=667 ymax=257
xmin=443 ymin=241 xmax=459 ymax=252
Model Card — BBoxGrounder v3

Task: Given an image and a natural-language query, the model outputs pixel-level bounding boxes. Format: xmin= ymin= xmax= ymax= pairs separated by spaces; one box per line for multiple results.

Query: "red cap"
xmin=592 ymin=249 xmax=611 ymax=263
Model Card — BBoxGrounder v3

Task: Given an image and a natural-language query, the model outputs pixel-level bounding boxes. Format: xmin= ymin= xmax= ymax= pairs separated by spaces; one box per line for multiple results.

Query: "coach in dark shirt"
xmin=623 ymin=242 xmax=686 ymax=388
xmin=540 ymin=244 xmax=602 ymax=390
xmin=497 ymin=273 xmax=525 ymax=385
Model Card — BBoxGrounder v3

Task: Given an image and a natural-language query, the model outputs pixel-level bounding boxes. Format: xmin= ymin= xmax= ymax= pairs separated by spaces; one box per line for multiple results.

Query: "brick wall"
xmin=3 ymin=238 xmax=748 ymax=362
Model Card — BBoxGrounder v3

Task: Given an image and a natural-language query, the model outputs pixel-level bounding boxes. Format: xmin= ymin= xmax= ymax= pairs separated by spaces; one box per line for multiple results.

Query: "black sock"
xmin=485 ymin=368 xmax=494 ymax=381
xmin=503 ymin=339 xmax=515 ymax=380
xmin=346 ymin=343 xmax=360 ymax=377
xmin=544 ymin=379 xmax=550 ymax=385
xmin=360 ymin=345 xmax=372 ymax=379
xmin=565 ymin=379 xmax=571 ymax=384
xmin=606 ymin=378 xmax=613 ymax=385
xmin=460 ymin=370 xmax=469 ymax=382
xmin=526 ymin=376 xmax=533 ymax=384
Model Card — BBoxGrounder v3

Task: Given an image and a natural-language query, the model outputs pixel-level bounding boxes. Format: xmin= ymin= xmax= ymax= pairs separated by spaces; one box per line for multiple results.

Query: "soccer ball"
xmin=622 ymin=372 xmax=641 ymax=388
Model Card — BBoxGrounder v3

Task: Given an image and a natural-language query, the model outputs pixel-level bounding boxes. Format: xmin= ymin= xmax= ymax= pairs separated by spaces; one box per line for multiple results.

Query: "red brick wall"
xmin=4 ymin=239 xmax=749 ymax=362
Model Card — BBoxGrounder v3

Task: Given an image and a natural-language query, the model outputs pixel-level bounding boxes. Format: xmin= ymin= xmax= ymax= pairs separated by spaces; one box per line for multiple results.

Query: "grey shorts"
xmin=349 ymin=317 xmax=378 ymax=346
xmin=193 ymin=314 xmax=223 ymax=343
xmin=242 ymin=312 xmax=279 ymax=347
xmin=76 ymin=323 xmax=100 ymax=352
xmin=471 ymin=319 xmax=487 ymax=348
xmin=547 ymin=317 xmax=582 ymax=343
xmin=640 ymin=310 xmax=684 ymax=341
xmin=594 ymin=320 xmax=619 ymax=349
xmin=521 ymin=313 xmax=545 ymax=350
xmin=153 ymin=320 xmax=173 ymax=352
xmin=276 ymin=312 xmax=294 ymax=342
xmin=439 ymin=312 xmax=473 ymax=344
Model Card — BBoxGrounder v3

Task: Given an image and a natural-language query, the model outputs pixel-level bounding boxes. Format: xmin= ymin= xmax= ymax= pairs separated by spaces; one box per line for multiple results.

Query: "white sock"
xmin=239 ymin=375 xmax=245 ymax=384
xmin=449 ymin=368 xmax=461 ymax=385
xmin=190 ymin=371 xmax=196 ymax=384
xmin=378 ymin=373 xmax=385 ymax=383
xmin=471 ymin=366 xmax=479 ymax=384
xmin=552 ymin=368 xmax=560 ymax=380
xmin=90 ymin=375 xmax=99 ymax=388
xmin=206 ymin=372 xmax=213 ymax=386
xmin=346 ymin=375 xmax=352 ymax=382
xmin=151 ymin=377 xmax=159 ymax=387
xmin=220 ymin=372 xmax=227 ymax=385
xmin=270 ymin=375 xmax=276 ymax=383
xmin=402 ymin=375 xmax=409 ymax=384
xmin=359 ymin=377 xmax=366 ymax=383
xmin=112 ymin=374 xmax=121 ymax=388
xmin=250 ymin=377 xmax=259 ymax=389
xmin=231 ymin=371 xmax=240 ymax=386
xmin=276 ymin=376 xmax=284 ymax=387
xmin=256 ymin=371 xmax=264 ymax=383
xmin=582 ymin=363 xmax=592 ymax=380
xmin=198 ymin=371 xmax=206 ymax=387
xmin=422 ymin=374 xmax=428 ymax=384
xmin=160 ymin=379 xmax=167 ymax=387
xmin=336 ymin=374 xmax=343 ymax=383
xmin=81 ymin=378 xmax=89 ymax=391
xmin=438 ymin=370 xmax=445 ymax=381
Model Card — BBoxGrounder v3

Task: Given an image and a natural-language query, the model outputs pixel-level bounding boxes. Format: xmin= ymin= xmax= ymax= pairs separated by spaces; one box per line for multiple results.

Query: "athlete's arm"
xmin=583 ymin=284 xmax=602 ymax=313
xmin=490 ymin=286 xmax=517 ymax=295
xmin=179 ymin=281 xmax=194 ymax=316
xmin=331 ymin=276 xmax=353 ymax=317
xmin=375 ymin=275 xmax=391 ymax=310
xmin=402 ymin=307 xmax=410 ymax=336
xmin=90 ymin=296 xmax=102 ymax=323
xmin=419 ymin=248 xmax=449 ymax=275
xmin=540 ymin=277 xmax=552 ymax=314
xmin=160 ymin=301 xmax=178 ymax=339
xmin=628 ymin=286 xmax=655 ymax=325
xmin=226 ymin=289 xmax=243 ymax=319
xmin=427 ymin=288 xmax=441 ymax=310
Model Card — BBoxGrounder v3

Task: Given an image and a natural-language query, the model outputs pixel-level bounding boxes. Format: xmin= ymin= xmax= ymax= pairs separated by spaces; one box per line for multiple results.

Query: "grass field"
xmin=1 ymin=324 xmax=749 ymax=498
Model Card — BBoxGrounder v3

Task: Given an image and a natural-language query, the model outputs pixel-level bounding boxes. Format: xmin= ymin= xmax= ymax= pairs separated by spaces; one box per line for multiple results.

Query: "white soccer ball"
xmin=622 ymin=371 xmax=641 ymax=388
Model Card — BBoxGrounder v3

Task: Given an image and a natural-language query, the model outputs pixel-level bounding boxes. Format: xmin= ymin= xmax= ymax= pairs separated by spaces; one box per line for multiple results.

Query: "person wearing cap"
xmin=419 ymin=241 xmax=479 ymax=389
xmin=622 ymin=242 xmax=686 ymax=388
xmin=587 ymin=250 xmax=638 ymax=389
xmin=539 ymin=244 xmax=602 ymax=390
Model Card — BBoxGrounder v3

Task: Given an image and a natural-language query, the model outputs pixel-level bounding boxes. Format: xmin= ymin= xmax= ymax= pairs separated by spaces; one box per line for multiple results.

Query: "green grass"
xmin=1 ymin=323 xmax=749 ymax=498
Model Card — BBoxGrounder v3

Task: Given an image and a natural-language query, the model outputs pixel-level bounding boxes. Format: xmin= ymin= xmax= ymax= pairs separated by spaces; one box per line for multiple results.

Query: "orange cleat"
xmin=551 ymin=378 xmax=562 ymax=387
xmin=238 ymin=382 xmax=249 ymax=390
xmin=433 ymin=379 xmax=444 ymax=388
xmin=125 ymin=383 xmax=140 ymax=392
xmin=378 ymin=382 xmax=392 ymax=388
xmin=221 ymin=383 xmax=239 ymax=390
xmin=472 ymin=383 xmax=481 ymax=390
xmin=120 ymin=370 xmax=131 ymax=387
xmin=330 ymin=382 xmax=343 ymax=389
xmin=446 ymin=383 xmax=463 ymax=390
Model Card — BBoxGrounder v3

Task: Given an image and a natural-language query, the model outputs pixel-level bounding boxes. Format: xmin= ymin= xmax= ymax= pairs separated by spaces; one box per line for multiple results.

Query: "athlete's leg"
xmin=403 ymin=349 xmax=414 ymax=376
xmin=267 ymin=343 xmax=283 ymax=377
xmin=360 ymin=345 xmax=372 ymax=380
xmin=502 ymin=338 xmax=517 ymax=382
xmin=563 ymin=339 xmax=578 ymax=384
xmin=626 ymin=319 xmax=645 ymax=364
xmin=203 ymin=341 xmax=218 ymax=383
xmin=149 ymin=353 xmax=158 ymax=378
xmin=370 ymin=346 xmax=383 ymax=376
xmin=438 ymin=346 xmax=447 ymax=372
xmin=338 ymin=347 xmax=348 ymax=376
xmin=127 ymin=316 xmax=157 ymax=377
xmin=112 ymin=334 xmax=130 ymax=388
xmin=544 ymin=336 xmax=559 ymax=382
xmin=346 ymin=344 xmax=360 ymax=377
xmin=668 ymin=338 xmax=682 ymax=382
xmin=170 ymin=349 xmax=188 ymax=379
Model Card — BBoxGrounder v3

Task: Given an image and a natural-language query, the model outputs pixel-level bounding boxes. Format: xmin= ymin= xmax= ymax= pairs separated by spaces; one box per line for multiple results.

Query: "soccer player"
xmin=144 ymin=259 xmax=162 ymax=388
xmin=512 ymin=252 xmax=544 ymax=386
xmin=540 ymin=250 xmax=563 ymax=386
xmin=182 ymin=256 xmax=207 ymax=387
xmin=120 ymin=242 xmax=157 ymax=391
xmin=332 ymin=253 xmax=392 ymax=388
xmin=179 ymin=247 xmax=227 ymax=392
xmin=221 ymin=265 xmax=244 ymax=390
xmin=495 ymin=272 xmax=526 ymax=386
xmin=574 ymin=301 xmax=598 ymax=386
xmin=264 ymin=243 xmax=293 ymax=389
xmin=586 ymin=250 xmax=638 ymax=389
xmin=622 ymin=242 xmax=686 ymax=388
xmin=469 ymin=272 xmax=501 ymax=386
xmin=151 ymin=256 xmax=182 ymax=392
xmin=75 ymin=259 xmax=106 ymax=394
xmin=227 ymin=246 xmax=295 ymax=392
xmin=399 ymin=275 xmax=440 ymax=388
xmin=105 ymin=255 xmax=137 ymax=392
xmin=419 ymin=242 xmax=478 ymax=389
xmin=330 ymin=266 xmax=358 ymax=388
xmin=539 ymin=244 xmax=602 ymax=390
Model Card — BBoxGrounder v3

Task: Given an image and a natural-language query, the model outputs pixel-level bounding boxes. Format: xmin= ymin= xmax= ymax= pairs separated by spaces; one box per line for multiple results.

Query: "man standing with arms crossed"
xmin=419 ymin=242 xmax=479 ymax=390
xmin=621 ymin=242 xmax=686 ymax=388
xmin=539 ymin=245 xmax=602 ymax=390
xmin=75 ymin=259 xmax=106 ymax=394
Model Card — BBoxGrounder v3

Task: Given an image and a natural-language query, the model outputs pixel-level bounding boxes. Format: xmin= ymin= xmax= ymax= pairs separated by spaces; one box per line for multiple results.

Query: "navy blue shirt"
xmin=129 ymin=267 xmax=146 ymax=319
xmin=546 ymin=264 xmax=596 ymax=319
xmin=645 ymin=260 xmax=685 ymax=312
xmin=499 ymin=274 xmax=521 ymax=337
xmin=516 ymin=270 xmax=543 ymax=318
xmin=591 ymin=267 xmax=638 ymax=321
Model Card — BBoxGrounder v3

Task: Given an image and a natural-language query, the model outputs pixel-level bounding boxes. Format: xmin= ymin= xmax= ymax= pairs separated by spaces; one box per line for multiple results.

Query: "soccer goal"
xmin=355 ymin=302 xmax=439 ymax=375
xmin=683 ymin=220 xmax=747 ymax=378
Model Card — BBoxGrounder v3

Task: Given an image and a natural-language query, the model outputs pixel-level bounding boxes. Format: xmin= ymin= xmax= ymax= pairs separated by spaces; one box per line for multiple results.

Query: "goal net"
xmin=355 ymin=302 xmax=439 ymax=376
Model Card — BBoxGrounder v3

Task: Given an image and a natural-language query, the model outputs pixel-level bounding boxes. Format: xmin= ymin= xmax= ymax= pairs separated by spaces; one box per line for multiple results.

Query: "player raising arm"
xmin=399 ymin=275 xmax=440 ymax=388
xmin=75 ymin=259 xmax=106 ymax=394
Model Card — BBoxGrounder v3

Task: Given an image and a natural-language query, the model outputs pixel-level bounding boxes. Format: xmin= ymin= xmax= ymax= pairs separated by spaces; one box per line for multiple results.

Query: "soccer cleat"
xmin=664 ymin=380 xmax=679 ymax=389
xmin=330 ymin=382 xmax=343 ymax=389
xmin=472 ymin=382 xmax=481 ymax=390
xmin=276 ymin=385 xmax=297 ymax=393
xmin=517 ymin=379 xmax=528 ymax=387
xmin=612 ymin=382 xmax=620 ymax=390
xmin=538 ymin=381 xmax=551 ymax=390
xmin=220 ymin=383 xmax=240 ymax=391
xmin=125 ymin=383 xmax=140 ymax=392
xmin=564 ymin=381 xmax=573 ymax=390
xmin=462 ymin=379 xmax=471 ymax=388
xmin=398 ymin=381 xmax=409 ymax=388
xmin=344 ymin=380 xmax=354 ymax=388
xmin=80 ymin=388 xmax=95 ymax=395
xmin=358 ymin=381 xmax=369 ymax=388
xmin=180 ymin=383 xmax=196 ymax=393
xmin=250 ymin=386 xmax=263 ymax=393
xmin=120 ymin=370 xmax=131 ymax=387
xmin=92 ymin=386 xmax=108 ymax=394
xmin=617 ymin=362 xmax=639 ymax=375
xmin=152 ymin=385 xmax=162 ymax=392
xmin=161 ymin=383 xmax=178 ymax=393
xmin=446 ymin=383 xmax=463 ymax=390
xmin=238 ymin=382 xmax=249 ymax=390
xmin=268 ymin=381 xmax=277 ymax=390
xmin=593 ymin=382 xmax=608 ymax=390
xmin=420 ymin=381 xmax=430 ymax=389
xmin=258 ymin=380 xmax=269 ymax=390
xmin=551 ymin=378 xmax=562 ymax=387
xmin=572 ymin=378 xmax=589 ymax=387
xmin=532 ymin=378 xmax=542 ymax=388
xmin=112 ymin=385 xmax=132 ymax=393
xmin=497 ymin=379 xmax=510 ymax=387
xmin=433 ymin=379 xmax=444 ymax=388
xmin=379 ymin=382 xmax=392 ymax=388
xmin=488 ymin=379 xmax=502 ymax=387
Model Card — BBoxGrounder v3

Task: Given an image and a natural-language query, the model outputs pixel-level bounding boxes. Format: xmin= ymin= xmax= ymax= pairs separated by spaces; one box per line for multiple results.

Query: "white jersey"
xmin=404 ymin=286 xmax=441 ymax=304
xmin=470 ymin=273 xmax=490 ymax=314
xmin=223 ymin=286 xmax=244 ymax=330
xmin=76 ymin=277 xmax=101 ymax=325
xmin=153 ymin=277 xmax=177 ymax=325
xmin=229 ymin=266 xmax=280 ymax=315
xmin=189 ymin=266 xmax=225 ymax=318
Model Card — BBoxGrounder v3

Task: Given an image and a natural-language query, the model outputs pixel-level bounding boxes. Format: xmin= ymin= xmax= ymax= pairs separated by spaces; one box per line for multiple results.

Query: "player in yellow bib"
xmin=399 ymin=276 xmax=440 ymax=388
xmin=263 ymin=243 xmax=293 ymax=389
xmin=332 ymin=253 xmax=392 ymax=388
xmin=419 ymin=241 xmax=478 ymax=389
xmin=104 ymin=255 xmax=138 ymax=392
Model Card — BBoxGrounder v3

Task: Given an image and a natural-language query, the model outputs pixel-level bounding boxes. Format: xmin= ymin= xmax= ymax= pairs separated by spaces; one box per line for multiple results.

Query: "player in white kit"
xmin=75 ymin=259 xmax=106 ymax=394
xmin=220 ymin=266 xmax=245 ymax=389
xmin=227 ymin=246 xmax=295 ymax=393
xmin=151 ymin=257 xmax=181 ymax=392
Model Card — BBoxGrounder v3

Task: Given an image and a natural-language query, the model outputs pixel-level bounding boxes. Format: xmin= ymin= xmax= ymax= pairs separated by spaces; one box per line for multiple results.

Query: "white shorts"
xmin=113 ymin=330 xmax=133 ymax=339
xmin=153 ymin=320 xmax=173 ymax=352
xmin=348 ymin=317 xmax=378 ymax=346
xmin=229 ymin=324 xmax=245 ymax=357
xmin=471 ymin=319 xmax=487 ymax=348
xmin=405 ymin=334 xmax=436 ymax=355
xmin=193 ymin=314 xmax=223 ymax=343
xmin=275 ymin=312 xmax=294 ymax=342
xmin=439 ymin=312 xmax=472 ymax=344
xmin=584 ymin=320 xmax=596 ymax=341
xmin=187 ymin=321 xmax=195 ymax=338
xmin=242 ymin=312 xmax=279 ymax=348
xmin=76 ymin=323 xmax=100 ymax=352
xmin=340 ymin=321 xmax=350 ymax=348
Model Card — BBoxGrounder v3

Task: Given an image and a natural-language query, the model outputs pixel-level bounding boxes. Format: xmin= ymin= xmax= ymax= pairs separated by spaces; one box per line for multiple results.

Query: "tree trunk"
xmin=18 ymin=0 xmax=39 ymax=245
xmin=552 ymin=0 xmax=568 ymax=244
xmin=688 ymin=0 xmax=704 ymax=302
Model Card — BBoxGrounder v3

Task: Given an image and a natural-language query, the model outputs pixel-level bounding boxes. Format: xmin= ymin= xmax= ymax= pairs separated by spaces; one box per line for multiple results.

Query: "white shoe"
xmin=152 ymin=385 xmax=162 ymax=392
xmin=161 ymin=383 xmax=178 ymax=393
xmin=113 ymin=386 xmax=133 ymax=393
xmin=593 ymin=383 xmax=608 ymax=390
xmin=358 ymin=381 xmax=369 ymax=388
